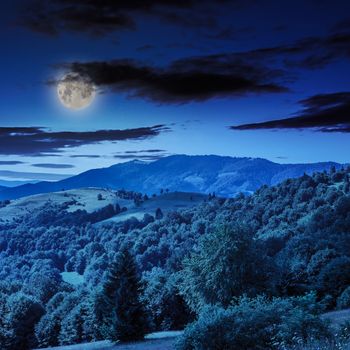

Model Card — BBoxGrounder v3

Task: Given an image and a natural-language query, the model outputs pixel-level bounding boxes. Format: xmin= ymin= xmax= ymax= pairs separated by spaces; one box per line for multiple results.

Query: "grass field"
xmin=99 ymin=191 xmax=206 ymax=225
xmin=35 ymin=331 xmax=182 ymax=350
xmin=0 ymin=188 xmax=119 ymax=223
xmin=0 ymin=188 xmax=206 ymax=225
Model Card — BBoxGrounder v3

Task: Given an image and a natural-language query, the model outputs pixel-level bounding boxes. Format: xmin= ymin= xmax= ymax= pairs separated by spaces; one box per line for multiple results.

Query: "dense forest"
xmin=1 ymin=166 xmax=350 ymax=349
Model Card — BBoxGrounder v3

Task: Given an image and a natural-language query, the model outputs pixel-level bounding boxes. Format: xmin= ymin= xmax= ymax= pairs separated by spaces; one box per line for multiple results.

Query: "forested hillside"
xmin=1 ymin=165 xmax=350 ymax=349
xmin=0 ymin=155 xmax=343 ymax=200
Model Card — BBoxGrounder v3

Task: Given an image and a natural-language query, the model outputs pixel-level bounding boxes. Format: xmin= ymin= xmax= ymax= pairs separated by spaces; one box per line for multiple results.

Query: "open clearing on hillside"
xmin=99 ymin=191 xmax=206 ymax=225
xmin=35 ymin=331 xmax=182 ymax=350
xmin=0 ymin=188 xmax=118 ymax=223
xmin=0 ymin=188 xmax=206 ymax=224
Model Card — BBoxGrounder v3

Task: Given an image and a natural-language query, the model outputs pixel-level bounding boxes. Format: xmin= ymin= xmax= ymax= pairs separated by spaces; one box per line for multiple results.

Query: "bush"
xmin=337 ymin=287 xmax=350 ymax=310
xmin=176 ymin=294 xmax=331 ymax=350
xmin=142 ymin=268 xmax=192 ymax=330
xmin=1 ymin=292 xmax=45 ymax=350
xmin=317 ymin=257 xmax=350 ymax=299
xmin=179 ymin=224 xmax=273 ymax=311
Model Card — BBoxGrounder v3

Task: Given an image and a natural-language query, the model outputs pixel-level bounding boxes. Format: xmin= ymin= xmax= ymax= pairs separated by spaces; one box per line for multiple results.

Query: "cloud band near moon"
xmin=53 ymin=57 xmax=286 ymax=104
xmin=0 ymin=125 xmax=170 ymax=156
xmin=230 ymin=92 xmax=350 ymax=133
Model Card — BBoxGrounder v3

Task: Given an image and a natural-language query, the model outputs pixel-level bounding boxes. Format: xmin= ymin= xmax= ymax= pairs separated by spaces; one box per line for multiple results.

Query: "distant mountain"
xmin=0 ymin=155 xmax=344 ymax=200
xmin=0 ymin=179 xmax=39 ymax=187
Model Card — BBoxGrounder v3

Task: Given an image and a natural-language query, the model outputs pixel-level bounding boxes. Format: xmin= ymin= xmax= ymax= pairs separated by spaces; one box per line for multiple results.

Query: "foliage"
xmin=0 ymin=167 xmax=350 ymax=347
xmin=101 ymin=248 xmax=149 ymax=342
xmin=142 ymin=267 xmax=192 ymax=330
xmin=176 ymin=294 xmax=331 ymax=350
xmin=179 ymin=224 xmax=274 ymax=310
xmin=0 ymin=292 xmax=44 ymax=350
xmin=337 ymin=287 xmax=350 ymax=310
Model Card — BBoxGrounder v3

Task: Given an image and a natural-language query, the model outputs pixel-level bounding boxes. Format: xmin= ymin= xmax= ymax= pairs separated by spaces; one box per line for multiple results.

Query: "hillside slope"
xmin=0 ymin=155 xmax=343 ymax=200
xmin=34 ymin=331 xmax=182 ymax=350
xmin=0 ymin=188 xmax=206 ymax=224
xmin=1 ymin=166 xmax=350 ymax=349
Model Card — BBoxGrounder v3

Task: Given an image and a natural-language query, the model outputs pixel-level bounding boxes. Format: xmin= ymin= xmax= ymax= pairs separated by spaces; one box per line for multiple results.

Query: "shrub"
xmin=179 ymin=224 xmax=273 ymax=311
xmin=176 ymin=294 xmax=331 ymax=350
xmin=317 ymin=257 xmax=350 ymax=299
xmin=337 ymin=287 xmax=350 ymax=310
xmin=1 ymin=292 xmax=45 ymax=350
xmin=142 ymin=268 xmax=192 ymax=330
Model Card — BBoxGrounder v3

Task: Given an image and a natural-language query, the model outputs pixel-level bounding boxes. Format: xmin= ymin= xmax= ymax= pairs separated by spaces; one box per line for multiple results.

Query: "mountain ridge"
xmin=0 ymin=155 xmax=344 ymax=200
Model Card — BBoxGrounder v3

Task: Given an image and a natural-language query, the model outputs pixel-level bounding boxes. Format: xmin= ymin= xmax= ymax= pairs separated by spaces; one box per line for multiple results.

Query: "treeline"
xmin=1 ymin=166 xmax=350 ymax=349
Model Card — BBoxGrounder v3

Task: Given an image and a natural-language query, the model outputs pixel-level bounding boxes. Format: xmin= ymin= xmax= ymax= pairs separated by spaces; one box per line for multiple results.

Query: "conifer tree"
xmin=101 ymin=248 xmax=148 ymax=342
xmin=155 ymin=208 xmax=163 ymax=220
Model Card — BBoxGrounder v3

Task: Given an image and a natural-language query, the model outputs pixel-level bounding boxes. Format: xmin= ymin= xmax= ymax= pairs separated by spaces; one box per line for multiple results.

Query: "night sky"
xmin=1 ymin=0 xmax=350 ymax=182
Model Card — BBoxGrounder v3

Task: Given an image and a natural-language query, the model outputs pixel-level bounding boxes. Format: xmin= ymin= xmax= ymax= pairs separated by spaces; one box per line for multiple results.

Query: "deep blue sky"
xmin=0 ymin=0 xmax=350 ymax=181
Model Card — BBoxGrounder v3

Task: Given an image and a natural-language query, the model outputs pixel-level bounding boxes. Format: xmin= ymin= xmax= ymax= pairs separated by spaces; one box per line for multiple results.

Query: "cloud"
xmin=205 ymin=26 xmax=254 ymax=41
xmin=114 ymin=149 xmax=168 ymax=160
xmin=332 ymin=18 xmax=350 ymax=32
xmin=232 ymin=32 xmax=350 ymax=69
xmin=0 ymin=171 xmax=70 ymax=181
xmin=0 ymin=125 xmax=169 ymax=156
xmin=113 ymin=154 xmax=165 ymax=161
xmin=19 ymin=0 xmax=235 ymax=37
xmin=128 ymin=149 xmax=166 ymax=153
xmin=0 ymin=161 xmax=25 ymax=165
xmin=32 ymin=163 xmax=75 ymax=169
xmin=115 ymin=149 xmax=166 ymax=154
xmin=70 ymin=155 xmax=101 ymax=158
xmin=53 ymin=23 xmax=350 ymax=104
xmin=56 ymin=55 xmax=287 ymax=104
xmin=136 ymin=45 xmax=156 ymax=52
xmin=230 ymin=92 xmax=350 ymax=133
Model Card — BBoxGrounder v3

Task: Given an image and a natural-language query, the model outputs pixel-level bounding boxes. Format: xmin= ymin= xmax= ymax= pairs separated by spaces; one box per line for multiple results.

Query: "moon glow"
xmin=57 ymin=73 xmax=96 ymax=110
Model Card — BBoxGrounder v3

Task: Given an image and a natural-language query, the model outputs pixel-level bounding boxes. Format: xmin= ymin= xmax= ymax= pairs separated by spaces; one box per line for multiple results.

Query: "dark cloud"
xmin=32 ymin=163 xmax=75 ymax=169
xmin=19 ymin=0 xmax=235 ymax=37
xmin=205 ymin=28 xmax=238 ymax=40
xmin=0 ymin=161 xmax=25 ymax=165
xmin=70 ymin=155 xmax=101 ymax=158
xmin=332 ymin=18 xmax=350 ymax=32
xmin=158 ymin=10 xmax=217 ymax=29
xmin=56 ymin=55 xmax=286 ymax=104
xmin=114 ymin=149 xmax=168 ymax=160
xmin=0 ymin=170 xmax=70 ymax=181
xmin=0 ymin=125 xmax=169 ymax=156
xmin=53 ymin=24 xmax=350 ymax=104
xmin=114 ymin=154 xmax=165 ymax=161
xmin=231 ymin=92 xmax=350 ymax=133
xmin=116 ymin=149 xmax=166 ymax=154
xmin=205 ymin=26 xmax=254 ymax=41
xmin=136 ymin=44 xmax=156 ymax=52
xmin=234 ymin=32 xmax=350 ymax=69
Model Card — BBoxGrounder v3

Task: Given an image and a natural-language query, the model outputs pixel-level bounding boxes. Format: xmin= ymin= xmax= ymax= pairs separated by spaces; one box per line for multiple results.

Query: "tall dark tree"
xmin=102 ymin=248 xmax=149 ymax=342
xmin=155 ymin=208 xmax=163 ymax=220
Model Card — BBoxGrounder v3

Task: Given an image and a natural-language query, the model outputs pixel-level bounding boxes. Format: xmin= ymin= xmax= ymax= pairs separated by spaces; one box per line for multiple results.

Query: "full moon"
xmin=57 ymin=73 xmax=96 ymax=110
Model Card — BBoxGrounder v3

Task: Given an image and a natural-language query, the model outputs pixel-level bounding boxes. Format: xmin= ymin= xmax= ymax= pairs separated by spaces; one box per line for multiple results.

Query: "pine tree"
xmin=102 ymin=248 xmax=148 ymax=342
xmin=155 ymin=208 xmax=163 ymax=220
